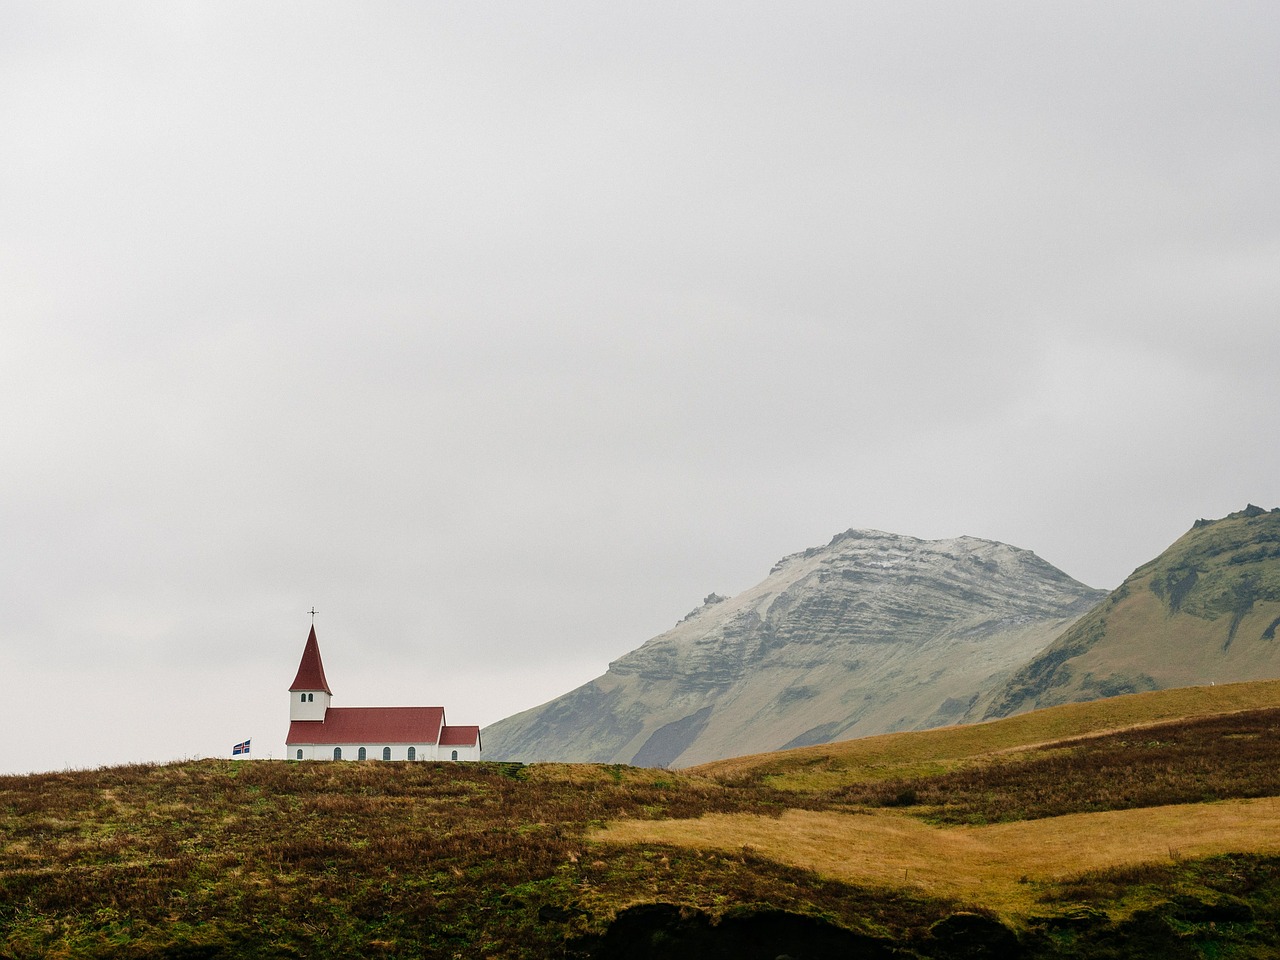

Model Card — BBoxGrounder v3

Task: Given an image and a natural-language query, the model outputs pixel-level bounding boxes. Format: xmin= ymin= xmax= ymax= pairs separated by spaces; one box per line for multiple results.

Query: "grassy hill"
xmin=979 ymin=506 xmax=1280 ymax=718
xmin=692 ymin=677 xmax=1280 ymax=790
xmin=6 ymin=680 xmax=1280 ymax=958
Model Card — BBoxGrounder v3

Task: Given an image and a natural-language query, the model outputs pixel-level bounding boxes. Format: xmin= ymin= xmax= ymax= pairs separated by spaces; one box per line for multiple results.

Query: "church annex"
xmin=285 ymin=625 xmax=481 ymax=761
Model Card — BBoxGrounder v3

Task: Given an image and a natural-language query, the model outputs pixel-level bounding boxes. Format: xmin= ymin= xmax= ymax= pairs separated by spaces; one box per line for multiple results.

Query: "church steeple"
xmin=289 ymin=625 xmax=332 ymax=721
xmin=290 ymin=625 xmax=332 ymax=694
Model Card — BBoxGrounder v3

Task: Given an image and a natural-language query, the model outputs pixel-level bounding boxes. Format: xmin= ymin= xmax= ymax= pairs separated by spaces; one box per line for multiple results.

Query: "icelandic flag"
xmin=232 ymin=739 xmax=251 ymax=756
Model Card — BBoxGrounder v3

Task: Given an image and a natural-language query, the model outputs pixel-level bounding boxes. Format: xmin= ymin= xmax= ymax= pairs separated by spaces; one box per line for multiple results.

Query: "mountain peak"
xmin=484 ymin=527 xmax=1104 ymax=767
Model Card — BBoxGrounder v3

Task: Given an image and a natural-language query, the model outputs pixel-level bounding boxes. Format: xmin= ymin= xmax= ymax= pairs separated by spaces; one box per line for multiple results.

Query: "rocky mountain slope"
xmin=979 ymin=505 xmax=1280 ymax=720
xmin=483 ymin=530 xmax=1105 ymax=766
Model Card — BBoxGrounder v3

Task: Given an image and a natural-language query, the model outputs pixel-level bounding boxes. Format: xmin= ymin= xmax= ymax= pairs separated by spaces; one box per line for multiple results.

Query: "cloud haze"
xmin=2 ymin=2 xmax=1277 ymax=773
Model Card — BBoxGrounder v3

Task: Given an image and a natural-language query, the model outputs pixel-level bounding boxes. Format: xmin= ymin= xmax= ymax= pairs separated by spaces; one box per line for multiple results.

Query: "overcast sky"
xmin=3 ymin=2 xmax=1277 ymax=774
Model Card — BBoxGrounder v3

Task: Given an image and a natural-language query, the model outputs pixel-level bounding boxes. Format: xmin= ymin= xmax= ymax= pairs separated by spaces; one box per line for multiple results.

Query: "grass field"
xmin=596 ymin=797 xmax=1280 ymax=917
xmin=0 ymin=759 xmax=943 ymax=959
xmin=692 ymin=678 xmax=1280 ymax=790
xmin=6 ymin=680 xmax=1280 ymax=957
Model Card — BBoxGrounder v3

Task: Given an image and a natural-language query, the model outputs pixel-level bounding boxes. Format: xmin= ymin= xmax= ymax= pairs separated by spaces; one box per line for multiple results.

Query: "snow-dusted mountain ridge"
xmin=483 ymin=529 xmax=1106 ymax=767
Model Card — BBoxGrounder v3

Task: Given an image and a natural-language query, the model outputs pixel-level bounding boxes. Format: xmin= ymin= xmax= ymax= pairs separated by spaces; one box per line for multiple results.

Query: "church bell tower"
xmin=289 ymin=624 xmax=333 ymax=721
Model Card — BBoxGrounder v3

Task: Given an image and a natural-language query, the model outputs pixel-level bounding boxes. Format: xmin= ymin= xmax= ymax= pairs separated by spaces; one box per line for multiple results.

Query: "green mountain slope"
xmin=979 ymin=505 xmax=1280 ymax=719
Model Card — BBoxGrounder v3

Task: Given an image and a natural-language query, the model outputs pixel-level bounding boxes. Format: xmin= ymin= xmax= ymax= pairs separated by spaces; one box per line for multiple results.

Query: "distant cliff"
xmin=980 ymin=506 xmax=1280 ymax=720
xmin=484 ymin=529 xmax=1105 ymax=766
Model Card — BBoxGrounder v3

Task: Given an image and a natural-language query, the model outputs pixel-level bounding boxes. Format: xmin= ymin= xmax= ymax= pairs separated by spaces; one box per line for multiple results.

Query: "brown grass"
xmin=837 ymin=706 xmax=1280 ymax=822
xmin=593 ymin=796 xmax=1280 ymax=918
xmin=0 ymin=759 xmax=926 ymax=958
xmin=8 ymin=683 xmax=1280 ymax=955
xmin=693 ymin=677 xmax=1280 ymax=791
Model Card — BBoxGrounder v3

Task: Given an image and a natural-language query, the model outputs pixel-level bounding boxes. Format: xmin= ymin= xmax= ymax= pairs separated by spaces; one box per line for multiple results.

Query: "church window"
xmin=407 ymin=746 xmax=415 ymax=761
xmin=308 ymin=693 xmax=314 ymax=702
xmin=382 ymin=746 xmax=391 ymax=761
xmin=300 ymin=693 xmax=306 ymax=702
xmin=296 ymin=749 xmax=303 ymax=760
xmin=333 ymin=747 xmax=342 ymax=760
xmin=451 ymin=750 xmax=459 ymax=761
xmin=358 ymin=747 xmax=367 ymax=761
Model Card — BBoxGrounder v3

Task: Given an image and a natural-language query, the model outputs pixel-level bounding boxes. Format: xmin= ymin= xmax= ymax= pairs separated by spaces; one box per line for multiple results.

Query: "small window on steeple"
xmin=308 ymin=693 xmax=314 ymax=702
xmin=300 ymin=693 xmax=306 ymax=702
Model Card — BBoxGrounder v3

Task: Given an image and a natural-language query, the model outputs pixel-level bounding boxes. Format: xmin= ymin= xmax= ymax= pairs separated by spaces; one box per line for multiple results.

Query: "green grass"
xmin=8 ymin=682 xmax=1280 ymax=957
xmin=0 ymin=760 xmax=943 ymax=959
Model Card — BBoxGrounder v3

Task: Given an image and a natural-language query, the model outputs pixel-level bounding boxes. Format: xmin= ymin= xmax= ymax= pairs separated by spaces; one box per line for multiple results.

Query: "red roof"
xmin=439 ymin=725 xmax=481 ymax=748
xmin=286 ymin=706 xmax=445 ymax=745
xmin=289 ymin=625 xmax=332 ymax=694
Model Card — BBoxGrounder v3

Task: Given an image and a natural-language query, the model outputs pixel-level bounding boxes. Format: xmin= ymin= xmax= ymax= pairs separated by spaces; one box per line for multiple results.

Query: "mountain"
xmin=483 ymin=529 xmax=1105 ymax=767
xmin=980 ymin=505 xmax=1280 ymax=719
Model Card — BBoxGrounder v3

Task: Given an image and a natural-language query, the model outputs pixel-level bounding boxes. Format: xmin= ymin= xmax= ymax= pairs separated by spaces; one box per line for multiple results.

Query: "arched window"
xmin=451 ymin=750 xmax=459 ymax=761
xmin=407 ymin=746 xmax=415 ymax=761
xmin=300 ymin=693 xmax=306 ymax=702
xmin=296 ymin=749 xmax=303 ymax=760
xmin=333 ymin=747 xmax=342 ymax=760
xmin=358 ymin=747 xmax=367 ymax=761
xmin=382 ymin=746 xmax=391 ymax=761
xmin=307 ymin=693 xmax=314 ymax=702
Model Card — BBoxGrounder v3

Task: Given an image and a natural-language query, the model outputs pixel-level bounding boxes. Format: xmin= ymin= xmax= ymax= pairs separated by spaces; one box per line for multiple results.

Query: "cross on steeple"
xmin=309 ymin=607 xmax=318 ymax=622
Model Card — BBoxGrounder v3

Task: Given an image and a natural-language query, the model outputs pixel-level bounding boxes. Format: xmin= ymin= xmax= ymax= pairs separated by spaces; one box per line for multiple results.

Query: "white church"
xmin=285 ymin=625 xmax=481 ymax=762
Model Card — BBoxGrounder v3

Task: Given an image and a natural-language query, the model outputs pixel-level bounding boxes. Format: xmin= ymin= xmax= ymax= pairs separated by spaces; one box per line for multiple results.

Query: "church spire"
xmin=289 ymin=624 xmax=333 ymax=695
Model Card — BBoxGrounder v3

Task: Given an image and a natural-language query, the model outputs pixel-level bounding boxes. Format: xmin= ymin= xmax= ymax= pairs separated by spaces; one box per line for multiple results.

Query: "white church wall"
xmin=289 ymin=690 xmax=330 ymax=722
xmin=284 ymin=741 xmax=480 ymax=761
xmin=438 ymin=742 xmax=481 ymax=761
xmin=290 ymin=743 xmax=429 ymax=761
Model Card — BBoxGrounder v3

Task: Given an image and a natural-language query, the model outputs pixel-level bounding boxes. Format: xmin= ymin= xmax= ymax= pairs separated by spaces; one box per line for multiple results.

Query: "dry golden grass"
xmin=592 ymin=796 xmax=1280 ymax=917
xmin=692 ymin=678 xmax=1280 ymax=791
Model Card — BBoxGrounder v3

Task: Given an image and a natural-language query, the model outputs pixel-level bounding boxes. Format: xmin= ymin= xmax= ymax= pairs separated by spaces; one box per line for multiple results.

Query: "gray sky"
xmin=3 ymin=2 xmax=1277 ymax=774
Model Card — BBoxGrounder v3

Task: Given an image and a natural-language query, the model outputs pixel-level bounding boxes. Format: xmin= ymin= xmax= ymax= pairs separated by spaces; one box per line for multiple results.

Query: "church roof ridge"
xmin=286 ymin=705 xmax=446 ymax=746
xmin=289 ymin=624 xmax=333 ymax=695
